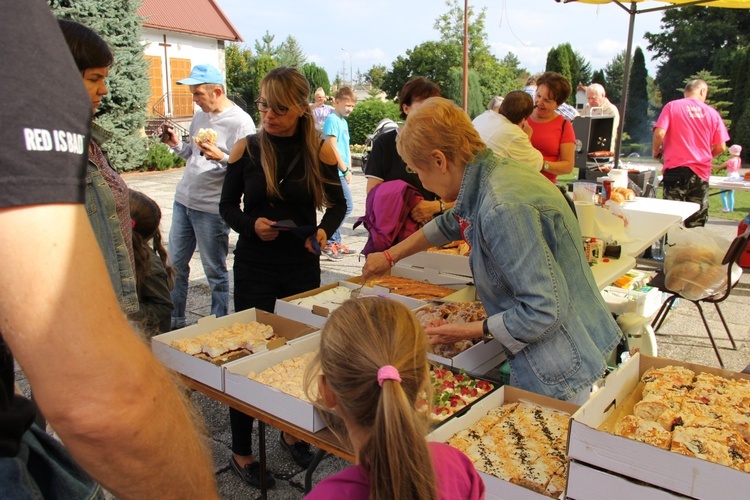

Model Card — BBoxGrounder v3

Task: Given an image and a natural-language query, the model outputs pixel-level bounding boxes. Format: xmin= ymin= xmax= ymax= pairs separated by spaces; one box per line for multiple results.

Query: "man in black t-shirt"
xmin=0 ymin=1 xmax=217 ymax=497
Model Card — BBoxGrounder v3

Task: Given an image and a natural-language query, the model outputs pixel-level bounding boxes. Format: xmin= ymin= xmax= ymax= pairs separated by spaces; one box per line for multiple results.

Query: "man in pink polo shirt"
xmin=652 ymin=79 xmax=729 ymax=227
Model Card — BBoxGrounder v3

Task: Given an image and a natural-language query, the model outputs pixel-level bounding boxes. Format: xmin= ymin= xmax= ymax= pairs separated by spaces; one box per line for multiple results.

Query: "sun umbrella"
xmin=557 ymin=0 xmax=750 ymax=165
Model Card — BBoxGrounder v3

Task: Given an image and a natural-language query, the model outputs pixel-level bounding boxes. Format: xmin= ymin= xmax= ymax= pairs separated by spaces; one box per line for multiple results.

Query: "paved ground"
xmin=17 ymin=165 xmax=748 ymax=499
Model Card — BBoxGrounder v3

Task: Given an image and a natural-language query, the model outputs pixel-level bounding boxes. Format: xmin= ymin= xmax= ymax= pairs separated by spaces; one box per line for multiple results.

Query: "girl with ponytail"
xmin=304 ymin=297 xmax=484 ymax=499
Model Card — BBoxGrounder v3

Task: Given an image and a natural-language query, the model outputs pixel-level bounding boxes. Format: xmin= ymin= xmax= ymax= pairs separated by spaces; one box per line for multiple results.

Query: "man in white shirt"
xmin=472 ymin=90 xmax=543 ymax=171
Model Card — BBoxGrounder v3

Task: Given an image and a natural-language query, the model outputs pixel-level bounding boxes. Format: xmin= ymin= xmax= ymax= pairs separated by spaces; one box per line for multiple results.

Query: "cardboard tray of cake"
xmin=151 ymin=309 xmax=317 ymax=391
xmin=396 ymin=243 xmax=472 ymax=277
xmin=429 ymin=386 xmax=578 ymax=499
xmin=224 ymin=334 xmax=502 ymax=433
xmin=568 ymin=353 xmax=750 ymax=499
xmin=346 ymin=266 xmax=473 ymax=300
xmin=224 ymin=333 xmax=326 ymax=432
xmin=274 ymin=280 xmax=428 ymax=328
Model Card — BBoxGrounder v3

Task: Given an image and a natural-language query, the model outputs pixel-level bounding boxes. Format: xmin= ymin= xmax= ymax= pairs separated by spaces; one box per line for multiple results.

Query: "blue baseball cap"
xmin=177 ymin=64 xmax=224 ymax=85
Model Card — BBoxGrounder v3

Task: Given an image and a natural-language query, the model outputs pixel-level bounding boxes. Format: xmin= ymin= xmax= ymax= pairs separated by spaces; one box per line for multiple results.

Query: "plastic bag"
xmin=663 ymin=225 xmax=740 ymax=300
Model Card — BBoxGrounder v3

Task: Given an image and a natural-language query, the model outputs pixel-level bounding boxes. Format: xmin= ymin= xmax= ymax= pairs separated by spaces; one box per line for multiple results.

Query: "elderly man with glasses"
xmin=160 ymin=64 xmax=256 ymax=329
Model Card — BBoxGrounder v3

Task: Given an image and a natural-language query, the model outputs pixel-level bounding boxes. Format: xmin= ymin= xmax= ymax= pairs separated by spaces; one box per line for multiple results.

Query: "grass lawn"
xmin=560 ymin=169 xmax=749 ymax=223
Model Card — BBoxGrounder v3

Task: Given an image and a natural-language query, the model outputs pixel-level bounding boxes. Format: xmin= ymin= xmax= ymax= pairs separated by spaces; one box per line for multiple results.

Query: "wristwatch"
xmin=543 ymin=160 xmax=550 ymax=171
xmin=438 ymin=200 xmax=445 ymax=213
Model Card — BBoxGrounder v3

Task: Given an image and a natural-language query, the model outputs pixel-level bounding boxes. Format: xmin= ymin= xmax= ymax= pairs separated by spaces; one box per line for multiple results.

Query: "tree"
xmin=300 ymin=63 xmax=330 ymax=99
xmin=685 ymin=70 xmax=732 ymax=129
xmin=592 ymin=69 xmax=606 ymax=88
xmin=381 ymin=40 xmax=462 ymax=99
xmin=646 ymin=7 xmax=750 ymax=103
xmin=434 ymin=0 xmax=493 ymax=68
xmin=624 ymin=47 xmax=650 ymax=144
xmin=276 ymin=35 xmax=307 ymax=68
xmin=364 ymin=64 xmax=387 ymax=90
xmin=254 ymin=30 xmax=277 ymax=58
xmin=444 ymin=68 xmax=484 ymax=118
xmin=546 ymin=45 xmax=571 ymax=84
xmin=52 ymin=0 xmax=149 ymax=172
xmin=225 ymin=43 xmax=253 ymax=106
xmin=573 ymin=51 xmax=592 ymax=86
xmin=248 ymin=56 xmax=277 ymax=123
xmin=346 ymin=100 xmax=401 ymax=145
xmin=730 ymin=48 xmax=750 ymax=133
xmin=605 ymin=51 xmax=627 ymax=105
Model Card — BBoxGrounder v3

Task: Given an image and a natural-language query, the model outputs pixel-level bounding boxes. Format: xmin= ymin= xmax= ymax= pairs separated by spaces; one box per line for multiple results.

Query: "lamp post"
xmin=341 ymin=48 xmax=352 ymax=87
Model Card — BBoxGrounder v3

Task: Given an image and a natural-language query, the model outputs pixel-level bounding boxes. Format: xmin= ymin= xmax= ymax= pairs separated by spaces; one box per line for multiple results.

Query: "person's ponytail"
xmin=364 ymin=376 xmax=437 ymax=500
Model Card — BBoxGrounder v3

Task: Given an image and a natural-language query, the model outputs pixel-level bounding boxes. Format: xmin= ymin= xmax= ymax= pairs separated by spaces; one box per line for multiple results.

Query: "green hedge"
xmin=347 ymin=99 xmax=400 ymax=145
xmin=142 ymin=140 xmax=186 ymax=171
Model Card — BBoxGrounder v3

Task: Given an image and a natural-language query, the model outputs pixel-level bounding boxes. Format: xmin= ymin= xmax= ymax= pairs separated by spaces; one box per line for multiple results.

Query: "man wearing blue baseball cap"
xmin=161 ymin=63 xmax=255 ymax=329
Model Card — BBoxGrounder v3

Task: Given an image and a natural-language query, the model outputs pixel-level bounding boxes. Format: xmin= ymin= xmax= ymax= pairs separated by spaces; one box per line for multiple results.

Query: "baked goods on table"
xmin=246 ymin=351 xmax=317 ymax=402
xmin=193 ymin=127 xmax=217 ymax=146
xmin=612 ymin=365 xmax=750 ymax=472
xmin=415 ymin=301 xmax=487 ymax=358
xmin=287 ymin=285 xmax=354 ymax=310
xmin=609 ymin=186 xmax=636 ymax=203
xmin=446 ymin=401 xmax=571 ymax=497
xmin=427 ymin=240 xmax=471 ymax=256
xmin=417 ymin=367 xmax=495 ymax=423
xmin=171 ymin=321 xmax=275 ymax=364
xmin=363 ymin=275 xmax=457 ymax=301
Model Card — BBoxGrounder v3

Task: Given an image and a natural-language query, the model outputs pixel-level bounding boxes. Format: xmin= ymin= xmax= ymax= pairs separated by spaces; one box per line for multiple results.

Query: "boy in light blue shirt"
xmin=323 ymin=86 xmax=357 ymax=259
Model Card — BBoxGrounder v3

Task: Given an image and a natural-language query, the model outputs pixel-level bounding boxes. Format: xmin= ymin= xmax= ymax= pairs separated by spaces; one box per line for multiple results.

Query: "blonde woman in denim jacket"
xmin=363 ymin=97 xmax=622 ymax=403
xmin=61 ymin=20 xmax=138 ymax=314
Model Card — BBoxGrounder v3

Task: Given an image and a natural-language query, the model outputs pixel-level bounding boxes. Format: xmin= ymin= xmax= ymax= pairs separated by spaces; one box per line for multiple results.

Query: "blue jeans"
xmin=169 ymin=201 xmax=230 ymax=329
xmin=328 ymin=176 xmax=353 ymax=245
xmin=0 ymin=424 xmax=102 ymax=500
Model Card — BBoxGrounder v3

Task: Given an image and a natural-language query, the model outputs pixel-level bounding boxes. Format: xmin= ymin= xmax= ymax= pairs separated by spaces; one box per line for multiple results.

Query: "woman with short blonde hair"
xmin=366 ymin=97 xmax=621 ymax=404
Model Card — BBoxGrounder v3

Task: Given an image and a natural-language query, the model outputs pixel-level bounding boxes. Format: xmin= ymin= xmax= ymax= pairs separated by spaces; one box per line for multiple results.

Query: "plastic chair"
xmin=648 ymin=228 xmax=750 ymax=368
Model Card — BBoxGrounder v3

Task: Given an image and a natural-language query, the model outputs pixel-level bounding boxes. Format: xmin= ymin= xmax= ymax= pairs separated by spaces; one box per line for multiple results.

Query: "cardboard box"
xmin=417 ymin=286 xmax=504 ymax=373
xmin=429 ymin=386 xmax=578 ymax=500
xmin=151 ymin=309 xmax=317 ymax=391
xmin=565 ymin=460 xmax=688 ymax=499
xmin=397 ymin=250 xmax=472 ymax=277
xmin=224 ymin=333 xmax=326 ymax=432
xmin=601 ymin=285 xmax=664 ymax=317
xmin=388 ymin=264 xmax=474 ymax=287
xmin=274 ymin=281 xmax=427 ymax=328
xmin=568 ymin=353 xmax=750 ymax=499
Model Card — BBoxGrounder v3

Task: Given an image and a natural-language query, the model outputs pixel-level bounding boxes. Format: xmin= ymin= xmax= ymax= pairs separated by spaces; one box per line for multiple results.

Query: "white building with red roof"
xmin=138 ymin=0 xmax=242 ymax=120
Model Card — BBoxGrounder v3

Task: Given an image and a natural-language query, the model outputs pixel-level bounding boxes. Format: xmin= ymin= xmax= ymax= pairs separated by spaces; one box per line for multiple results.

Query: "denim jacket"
xmin=85 ymin=126 xmax=138 ymax=314
xmin=424 ymin=151 xmax=622 ymax=400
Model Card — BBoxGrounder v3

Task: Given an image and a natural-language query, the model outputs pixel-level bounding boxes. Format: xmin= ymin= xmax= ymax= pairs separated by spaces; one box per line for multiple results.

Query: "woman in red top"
xmin=527 ymin=72 xmax=576 ymax=183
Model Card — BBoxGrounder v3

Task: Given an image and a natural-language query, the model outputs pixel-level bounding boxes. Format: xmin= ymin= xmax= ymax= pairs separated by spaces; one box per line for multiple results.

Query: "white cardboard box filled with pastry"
xmin=274 ymin=281 xmax=427 ymax=328
xmin=415 ymin=286 xmax=505 ymax=374
xmin=396 ymin=246 xmax=472 ymax=278
xmin=223 ymin=333 xmax=325 ymax=432
xmin=565 ymin=460 xmax=686 ymax=500
xmin=567 ymin=353 xmax=750 ymax=499
xmin=346 ymin=264 xmax=473 ymax=290
xmin=428 ymin=385 xmax=578 ymax=500
xmin=151 ymin=309 xmax=317 ymax=391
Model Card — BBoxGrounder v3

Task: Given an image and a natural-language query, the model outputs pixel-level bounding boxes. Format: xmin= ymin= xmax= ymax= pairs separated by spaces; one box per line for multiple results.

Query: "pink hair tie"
xmin=130 ymin=219 xmax=136 ymax=228
xmin=377 ymin=365 xmax=402 ymax=387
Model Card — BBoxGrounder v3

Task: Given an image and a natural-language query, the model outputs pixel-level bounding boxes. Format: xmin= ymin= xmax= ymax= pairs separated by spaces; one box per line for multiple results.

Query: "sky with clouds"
xmin=216 ymin=0 xmax=667 ymax=85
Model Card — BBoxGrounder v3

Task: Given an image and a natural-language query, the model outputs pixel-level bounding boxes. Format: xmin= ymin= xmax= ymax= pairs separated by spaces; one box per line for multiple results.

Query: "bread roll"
xmin=610 ymin=191 xmax=625 ymax=203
